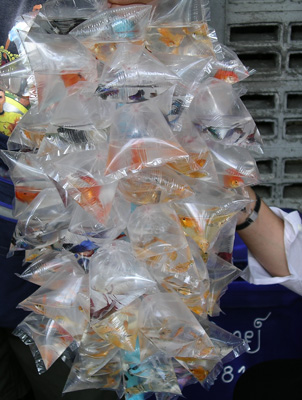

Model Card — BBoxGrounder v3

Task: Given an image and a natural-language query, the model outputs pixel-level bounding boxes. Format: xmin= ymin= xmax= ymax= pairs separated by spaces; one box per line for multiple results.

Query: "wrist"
xmin=236 ymin=192 xmax=261 ymax=231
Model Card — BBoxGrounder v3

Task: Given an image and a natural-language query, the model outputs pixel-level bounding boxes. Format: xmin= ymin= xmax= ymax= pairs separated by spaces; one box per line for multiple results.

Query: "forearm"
xmin=237 ymin=187 xmax=290 ymax=278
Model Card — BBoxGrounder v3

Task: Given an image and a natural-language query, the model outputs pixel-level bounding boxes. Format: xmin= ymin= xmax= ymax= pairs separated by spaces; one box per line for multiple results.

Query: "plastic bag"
xmin=205 ymin=138 xmax=261 ymax=188
xmin=189 ymin=78 xmax=263 ymax=151
xmin=155 ymin=54 xmax=214 ymax=130
xmin=68 ymin=193 xmax=131 ymax=245
xmin=50 ymin=91 xmax=116 ymax=131
xmin=70 ymin=5 xmax=152 ymax=61
xmin=0 ymin=150 xmax=55 ymax=217
xmin=206 ymin=253 xmax=242 ymax=316
xmin=37 ymin=128 xmax=108 ymax=158
xmin=63 ymin=325 xmax=122 ymax=393
xmin=117 ymin=165 xmax=194 ymax=205
xmin=146 ymin=23 xmax=218 ymax=58
xmin=89 ymin=240 xmax=157 ymax=324
xmin=10 ymin=187 xmax=74 ymax=251
xmin=17 ymin=249 xmax=84 ymax=286
xmin=96 ymin=43 xmax=180 ymax=102
xmin=211 ymin=216 xmax=237 ymax=263
xmin=167 ymin=115 xmax=218 ymax=181
xmin=105 ymin=101 xmax=188 ymax=177
xmin=149 ymin=0 xmax=210 ymax=27
xmin=127 ymin=203 xmax=188 ymax=259
xmin=13 ymin=313 xmax=76 ymax=373
xmin=18 ymin=268 xmax=89 ymax=343
xmin=45 ymin=147 xmax=118 ymax=224
xmin=171 ymin=180 xmax=250 ymax=254
xmin=138 ymin=293 xmax=221 ymax=385
xmin=211 ymin=43 xmax=255 ymax=84
xmin=41 ymin=0 xmax=108 ymax=34
xmin=22 ymin=31 xmax=98 ymax=110
xmin=92 ymin=298 xmax=141 ymax=352
xmin=0 ymin=55 xmax=33 ymax=99
xmin=124 ymin=344 xmax=182 ymax=397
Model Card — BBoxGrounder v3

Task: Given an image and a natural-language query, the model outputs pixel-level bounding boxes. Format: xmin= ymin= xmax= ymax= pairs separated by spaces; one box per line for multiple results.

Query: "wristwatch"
xmin=236 ymin=193 xmax=261 ymax=231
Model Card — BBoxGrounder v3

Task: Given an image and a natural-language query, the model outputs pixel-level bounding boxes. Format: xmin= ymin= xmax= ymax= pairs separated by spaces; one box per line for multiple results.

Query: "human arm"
xmin=237 ymin=187 xmax=302 ymax=295
xmin=236 ymin=186 xmax=289 ymax=278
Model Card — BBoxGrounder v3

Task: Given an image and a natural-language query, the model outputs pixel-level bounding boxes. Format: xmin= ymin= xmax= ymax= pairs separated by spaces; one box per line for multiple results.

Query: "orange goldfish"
xmin=15 ymin=186 xmax=40 ymax=203
xmin=214 ymin=69 xmax=239 ymax=84
xmin=131 ymin=141 xmax=147 ymax=170
xmin=75 ymin=175 xmax=111 ymax=223
xmin=61 ymin=71 xmax=86 ymax=88
xmin=223 ymin=167 xmax=244 ymax=188
xmin=158 ymin=28 xmax=185 ymax=47
xmin=180 ymin=216 xmax=200 ymax=229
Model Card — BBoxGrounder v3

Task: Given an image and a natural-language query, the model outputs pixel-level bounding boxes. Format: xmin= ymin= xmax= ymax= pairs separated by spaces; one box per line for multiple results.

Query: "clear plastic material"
xmin=13 ymin=313 xmax=76 ymax=372
xmin=89 ymin=240 xmax=157 ymax=324
xmin=45 ymin=147 xmax=118 ymax=224
xmin=3 ymin=2 xmax=261 ymax=397
xmin=63 ymin=326 xmax=122 ymax=393
xmin=149 ymin=0 xmax=210 ymax=27
xmin=189 ymin=78 xmax=263 ymax=151
xmin=205 ymin=138 xmax=261 ymax=189
xmin=17 ymin=249 xmax=84 ymax=286
xmin=171 ymin=180 xmax=250 ymax=255
xmin=70 ymin=5 xmax=152 ymax=61
xmin=146 ymin=24 xmax=217 ymax=57
xmin=211 ymin=44 xmax=255 ymax=84
xmin=206 ymin=253 xmax=242 ymax=316
xmin=95 ymin=43 xmax=180 ymax=102
xmin=41 ymin=0 xmax=108 ymax=34
xmin=18 ymin=268 xmax=89 ymax=343
xmin=105 ymin=101 xmax=188 ymax=177
xmin=0 ymin=151 xmax=55 ymax=217
xmin=167 ymin=116 xmax=218 ymax=181
xmin=138 ymin=293 xmax=221 ymax=384
xmin=117 ymin=165 xmax=194 ymax=205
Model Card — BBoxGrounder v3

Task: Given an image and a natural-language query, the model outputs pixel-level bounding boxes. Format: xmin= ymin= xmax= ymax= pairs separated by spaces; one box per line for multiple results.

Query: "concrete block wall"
xmin=210 ymin=0 xmax=302 ymax=211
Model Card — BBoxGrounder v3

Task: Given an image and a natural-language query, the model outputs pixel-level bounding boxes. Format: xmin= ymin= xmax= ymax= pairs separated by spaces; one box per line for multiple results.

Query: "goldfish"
xmin=38 ymin=345 xmax=57 ymax=369
xmin=90 ymin=43 xmax=117 ymax=62
xmin=74 ymin=175 xmax=111 ymax=223
xmin=168 ymin=152 xmax=208 ymax=177
xmin=158 ymin=28 xmax=185 ymax=47
xmin=61 ymin=71 xmax=86 ymax=88
xmin=223 ymin=167 xmax=245 ymax=188
xmin=179 ymin=216 xmax=201 ymax=230
xmin=130 ymin=140 xmax=148 ymax=170
xmin=182 ymin=23 xmax=209 ymax=38
xmin=185 ymin=365 xmax=209 ymax=382
xmin=15 ymin=185 xmax=40 ymax=203
xmin=214 ymin=69 xmax=239 ymax=84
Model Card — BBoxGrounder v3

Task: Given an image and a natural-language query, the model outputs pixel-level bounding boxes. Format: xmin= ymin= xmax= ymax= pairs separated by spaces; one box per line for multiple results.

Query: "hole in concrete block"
xmin=291 ymin=25 xmax=302 ymax=41
xmin=289 ymin=53 xmax=302 ymax=69
xmin=287 ymin=94 xmax=302 ymax=109
xmin=253 ymin=185 xmax=272 ymax=198
xmin=285 ymin=120 xmax=302 ymax=136
xmin=242 ymin=94 xmax=276 ymax=110
xmin=237 ymin=53 xmax=278 ymax=72
xmin=256 ymin=120 xmax=275 ymax=136
xmin=284 ymin=159 xmax=302 ymax=175
xmin=230 ymin=25 xmax=279 ymax=42
xmin=283 ymin=184 xmax=302 ymax=199
xmin=257 ymin=160 xmax=273 ymax=174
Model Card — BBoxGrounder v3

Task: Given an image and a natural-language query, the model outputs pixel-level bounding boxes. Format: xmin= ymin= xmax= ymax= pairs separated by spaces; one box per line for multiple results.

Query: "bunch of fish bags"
xmin=0 ymin=0 xmax=263 ymax=398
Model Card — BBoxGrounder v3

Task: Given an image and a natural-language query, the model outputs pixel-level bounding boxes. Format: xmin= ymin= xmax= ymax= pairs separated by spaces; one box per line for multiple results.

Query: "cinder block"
xmin=284 ymin=159 xmax=302 ymax=175
xmin=212 ymin=0 xmax=302 ymax=210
